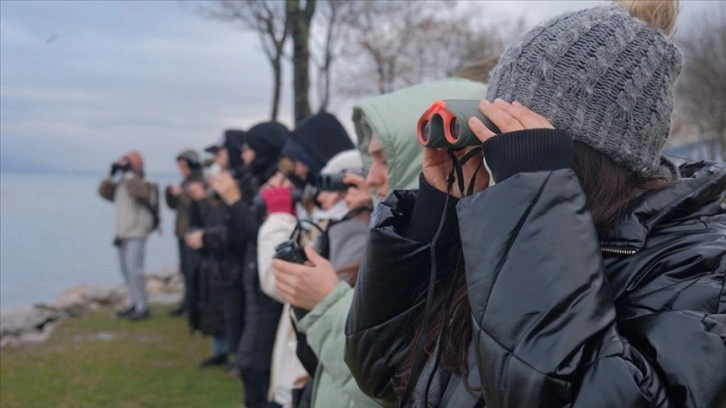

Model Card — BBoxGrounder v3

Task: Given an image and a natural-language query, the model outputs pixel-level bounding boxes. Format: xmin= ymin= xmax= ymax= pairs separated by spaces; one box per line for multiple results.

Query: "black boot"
xmin=169 ymin=303 xmax=186 ymax=316
xmin=198 ymin=353 xmax=228 ymax=368
xmin=128 ymin=309 xmax=150 ymax=321
xmin=116 ymin=306 xmax=135 ymax=318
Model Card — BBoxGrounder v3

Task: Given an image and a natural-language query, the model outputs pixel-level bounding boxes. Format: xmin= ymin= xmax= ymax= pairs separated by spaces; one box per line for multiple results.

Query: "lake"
xmin=0 ymin=172 xmax=180 ymax=307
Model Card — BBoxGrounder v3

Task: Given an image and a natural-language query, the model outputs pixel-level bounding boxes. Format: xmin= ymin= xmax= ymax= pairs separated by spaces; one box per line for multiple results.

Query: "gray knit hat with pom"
xmin=486 ymin=5 xmax=682 ymax=177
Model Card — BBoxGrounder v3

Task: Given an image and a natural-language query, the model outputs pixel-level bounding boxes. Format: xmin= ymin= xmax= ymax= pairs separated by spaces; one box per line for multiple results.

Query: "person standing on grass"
xmin=166 ymin=148 xmax=204 ymax=317
xmin=99 ymin=150 xmax=160 ymax=321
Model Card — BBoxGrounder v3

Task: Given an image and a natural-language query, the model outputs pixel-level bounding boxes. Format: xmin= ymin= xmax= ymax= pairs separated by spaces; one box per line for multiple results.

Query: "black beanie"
xmin=245 ymin=121 xmax=290 ymax=166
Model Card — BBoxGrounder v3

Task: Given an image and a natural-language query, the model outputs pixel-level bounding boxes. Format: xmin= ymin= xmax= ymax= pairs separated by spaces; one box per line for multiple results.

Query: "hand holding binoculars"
xmin=417 ymin=100 xmax=501 ymax=148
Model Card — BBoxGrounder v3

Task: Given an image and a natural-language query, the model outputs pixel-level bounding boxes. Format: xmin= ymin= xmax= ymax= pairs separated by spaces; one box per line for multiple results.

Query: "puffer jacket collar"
xmin=600 ymin=160 xmax=726 ymax=252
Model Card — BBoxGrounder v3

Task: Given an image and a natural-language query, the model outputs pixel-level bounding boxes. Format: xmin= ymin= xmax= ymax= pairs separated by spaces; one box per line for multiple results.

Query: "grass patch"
xmin=0 ymin=304 xmax=241 ymax=408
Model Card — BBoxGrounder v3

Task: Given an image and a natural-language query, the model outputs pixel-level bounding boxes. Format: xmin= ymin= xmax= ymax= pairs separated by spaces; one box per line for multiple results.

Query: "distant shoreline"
xmin=0 ymin=265 xmax=182 ymax=349
xmin=0 ymin=168 xmax=180 ymax=179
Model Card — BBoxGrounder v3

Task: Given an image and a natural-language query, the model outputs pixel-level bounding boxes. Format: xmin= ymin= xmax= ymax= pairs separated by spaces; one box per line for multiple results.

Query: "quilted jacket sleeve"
xmin=98 ymin=178 xmax=116 ymax=202
xmin=345 ymin=191 xmax=435 ymax=406
xmin=456 ymin=168 xmax=726 ymax=408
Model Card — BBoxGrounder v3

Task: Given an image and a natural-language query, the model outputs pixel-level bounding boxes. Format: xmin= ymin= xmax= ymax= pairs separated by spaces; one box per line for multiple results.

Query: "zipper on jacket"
xmin=600 ymin=246 xmax=638 ymax=255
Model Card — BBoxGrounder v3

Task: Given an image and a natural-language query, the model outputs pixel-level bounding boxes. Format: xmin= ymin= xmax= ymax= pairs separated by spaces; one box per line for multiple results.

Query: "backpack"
xmin=139 ymin=182 xmax=161 ymax=232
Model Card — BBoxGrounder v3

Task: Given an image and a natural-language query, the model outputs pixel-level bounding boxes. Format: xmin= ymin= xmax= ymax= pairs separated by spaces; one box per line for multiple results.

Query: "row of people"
xmin=100 ymin=1 xmax=725 ymax=406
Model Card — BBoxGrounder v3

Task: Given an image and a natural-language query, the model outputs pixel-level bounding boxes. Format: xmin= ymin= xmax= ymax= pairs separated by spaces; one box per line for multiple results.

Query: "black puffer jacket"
xmin=230 ymin=188 xmax=284 ymax=371
xmin=233 ymin=124 xmax=288 ymax=372
xmin=187 ymin=198 xmax=235 ymax=337
xmin=346 ymin=159 xmax=726 ymax=407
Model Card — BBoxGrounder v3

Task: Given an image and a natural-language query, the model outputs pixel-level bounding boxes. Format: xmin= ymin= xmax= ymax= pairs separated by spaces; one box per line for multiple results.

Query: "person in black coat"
xmin=211 ymin=121 xmax=290 ymax=408
xmin=186 ymin=129 xmax=247 ymax=368
xmin=345 ymin=2 xmax=726 ymax=407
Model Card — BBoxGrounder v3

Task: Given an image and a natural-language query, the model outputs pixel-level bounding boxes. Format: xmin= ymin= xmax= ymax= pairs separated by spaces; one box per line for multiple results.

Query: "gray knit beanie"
xmin=487 ymin=5 xmax=682 ymax=177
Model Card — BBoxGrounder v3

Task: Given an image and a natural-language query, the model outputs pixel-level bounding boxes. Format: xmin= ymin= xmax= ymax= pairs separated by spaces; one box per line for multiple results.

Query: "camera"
xmin=417 ymin=99 xmax=501 ymax=148
xmin=317 ymin=171 xmax=361 ymax=192
xmin=273 ymin=240 xmax=307 ymax=264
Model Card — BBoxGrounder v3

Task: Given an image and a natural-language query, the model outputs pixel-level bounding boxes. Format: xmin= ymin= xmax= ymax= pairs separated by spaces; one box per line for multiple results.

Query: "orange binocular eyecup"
xmin=417 ymin=99 xmax=500 ymax=148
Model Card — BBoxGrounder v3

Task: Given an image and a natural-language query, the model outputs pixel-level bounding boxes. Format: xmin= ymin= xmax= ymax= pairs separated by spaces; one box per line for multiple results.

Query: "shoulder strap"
xmin=138 ymin=182 xmax=161 ymax=230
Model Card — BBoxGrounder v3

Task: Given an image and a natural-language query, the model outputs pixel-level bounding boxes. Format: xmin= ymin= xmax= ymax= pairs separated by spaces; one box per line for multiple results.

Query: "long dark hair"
xmin=394 ymin=142 xmax=676 ymax=402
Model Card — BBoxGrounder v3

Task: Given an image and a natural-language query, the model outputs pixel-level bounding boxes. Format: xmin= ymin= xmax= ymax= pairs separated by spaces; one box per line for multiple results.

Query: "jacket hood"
xmin=224 ymin=129 xmax=247 ymax=172
xmin=224 ymin=129 xmax=246 ymax=150
xmin=320 ymin=149 xmax=363 ymax=175
xmin=282 ymin=112 xmax=354 ymax=182
xmin=245 ymin=121 xmax=290 ymax=176
xmin=176 ymin=149 xmax=203 ymax=181
xmin=352 ymin=78 xmax=489 ymax=190
xmin=177 ymin=149 xmax=200 ymax=164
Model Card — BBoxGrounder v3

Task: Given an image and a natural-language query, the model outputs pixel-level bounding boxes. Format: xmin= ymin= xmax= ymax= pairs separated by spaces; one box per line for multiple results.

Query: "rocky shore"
xmin=0 ymin=266 xmax=183 ymax=349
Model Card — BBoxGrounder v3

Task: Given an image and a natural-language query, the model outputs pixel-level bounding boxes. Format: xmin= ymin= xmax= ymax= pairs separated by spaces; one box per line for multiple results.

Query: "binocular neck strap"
xmin=289 ymin=219 xmax=324 ymax=244
xmin=447 ymin=147 xmax=483 ymax=198
xmin=401 ymin=159 xmax=458 ymax=407
xmin=403 ymin=148 xmax=483 ymax=406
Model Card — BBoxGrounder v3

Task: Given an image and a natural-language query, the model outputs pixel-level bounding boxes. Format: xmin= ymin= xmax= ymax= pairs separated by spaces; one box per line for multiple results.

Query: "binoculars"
xmin=317 ymin=171 xmax=362 ymax=192
xmin=417 ymin=100 xmax=501 ymax=148
xmin=110 ymin=162 xmax=131 ymax=176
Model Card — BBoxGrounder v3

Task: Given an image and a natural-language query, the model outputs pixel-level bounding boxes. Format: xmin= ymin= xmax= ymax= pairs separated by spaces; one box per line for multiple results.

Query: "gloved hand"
xmin=260 ymin=186 xmax=295 ymax=215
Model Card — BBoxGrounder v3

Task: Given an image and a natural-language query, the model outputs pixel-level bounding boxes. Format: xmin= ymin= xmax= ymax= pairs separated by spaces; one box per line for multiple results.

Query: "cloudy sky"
xmin=0 ymin=0 xmax=713 ymax=173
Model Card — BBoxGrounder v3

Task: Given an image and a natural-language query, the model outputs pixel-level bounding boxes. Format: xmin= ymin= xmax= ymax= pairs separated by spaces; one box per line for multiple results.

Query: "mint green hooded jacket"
xmin=297 ymin=77 xmax=488 ymax=408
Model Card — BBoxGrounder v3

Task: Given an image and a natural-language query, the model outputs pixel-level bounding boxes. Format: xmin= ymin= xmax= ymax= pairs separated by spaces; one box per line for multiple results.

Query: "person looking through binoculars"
xmin=98 ymin=151 xmax=159 ymax=321
xmin=344 ymin=1 xmax=726 ymax=407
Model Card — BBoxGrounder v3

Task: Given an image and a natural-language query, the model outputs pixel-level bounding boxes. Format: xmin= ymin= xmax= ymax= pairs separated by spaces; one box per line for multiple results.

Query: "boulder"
xmin=0 ymin=307 xmax=63 ymax=349
xmin=145 ymin=278 xmax=165 ymax=295
xmin=54 ymin=285 xmax=125 ymax=317
xmin=81 ymin=285 xmax=126 ymax=305
xmin=0 ymin=306 xmax=62 ymax=337
xmin=147 ymin=265 xmax=180 ymax=282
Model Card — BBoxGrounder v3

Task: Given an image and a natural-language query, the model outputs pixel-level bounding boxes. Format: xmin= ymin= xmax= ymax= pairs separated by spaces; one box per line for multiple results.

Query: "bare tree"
xmin=334 ymin=1 xmax=518 ymax=97
xmin=675 ymin=3 xmax=726 ymax=159
xmin=310 ymin=0 xmax=349 ymax=112
xmin=195 ymin=1 xmax=288 ymax=121
xmin=335 ymin=1 xmax=428 ymax=96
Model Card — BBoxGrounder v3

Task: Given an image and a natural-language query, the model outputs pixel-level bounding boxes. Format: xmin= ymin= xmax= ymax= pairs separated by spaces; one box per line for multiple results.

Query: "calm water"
xmin=0 ymin=172 xmax=179 ymax=307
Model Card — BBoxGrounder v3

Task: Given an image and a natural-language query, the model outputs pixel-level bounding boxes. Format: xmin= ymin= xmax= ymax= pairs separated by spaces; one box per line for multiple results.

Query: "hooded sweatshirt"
xmin=282 ymin=112 xmax=354 ymax=185
xmin=352 ymin=77 xmax=489 ymax=191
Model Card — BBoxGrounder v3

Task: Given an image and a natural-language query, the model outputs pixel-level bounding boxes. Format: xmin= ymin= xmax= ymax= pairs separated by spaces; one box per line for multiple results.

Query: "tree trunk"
xmin=271 ymin=56 xmax=282 ymax=121
xmin=287 ymin=0 xmax=315 ymax=124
